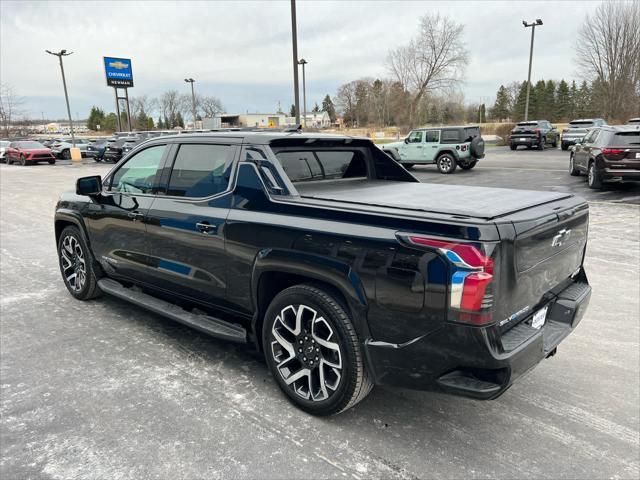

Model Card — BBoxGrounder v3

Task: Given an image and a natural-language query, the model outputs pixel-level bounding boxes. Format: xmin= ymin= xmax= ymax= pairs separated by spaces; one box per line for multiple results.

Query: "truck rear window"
xmin=275 ymin=150 xmax=366 ymax=182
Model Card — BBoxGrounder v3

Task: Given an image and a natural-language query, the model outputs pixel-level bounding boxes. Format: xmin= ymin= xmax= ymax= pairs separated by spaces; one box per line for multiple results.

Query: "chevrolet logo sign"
xmin=551 ymin=228 xmax=572 ymax=247
xmin=109 ymin=61 xmax=129 ymax=69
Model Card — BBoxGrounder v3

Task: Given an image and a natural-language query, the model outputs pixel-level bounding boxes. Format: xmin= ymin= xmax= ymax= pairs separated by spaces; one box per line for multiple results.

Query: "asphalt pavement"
xmin=1 ymin=148 xmax=639 ymax=479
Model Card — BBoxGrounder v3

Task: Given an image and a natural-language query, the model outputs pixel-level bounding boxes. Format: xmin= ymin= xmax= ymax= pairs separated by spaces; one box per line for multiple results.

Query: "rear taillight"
xmin=460 ymin=144 xmax=468 ymax=152
xmin=601 ymin=148 xmax=625 ymax=160
xmin=404 ymin=236 xmax=495 ymax=325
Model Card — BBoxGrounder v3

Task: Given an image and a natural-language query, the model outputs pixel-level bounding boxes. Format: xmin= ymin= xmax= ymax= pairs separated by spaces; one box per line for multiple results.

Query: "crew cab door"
xmin=400 ymin=130 xmax=424 ymax=162
xmin=423 ymin=130 xmax=440 ymax=162
xmin=143 ymin=141 xmax=238 ymax=307
xmin=575 ymin=129 xmax=599 ymax=172
xmin=85 ymin=143 xmax=168 ymax=280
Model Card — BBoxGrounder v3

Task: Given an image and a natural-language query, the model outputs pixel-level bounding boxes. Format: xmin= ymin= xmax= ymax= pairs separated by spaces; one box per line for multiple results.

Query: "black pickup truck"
xmin=55 ymin=132 xmax=591 ymax=415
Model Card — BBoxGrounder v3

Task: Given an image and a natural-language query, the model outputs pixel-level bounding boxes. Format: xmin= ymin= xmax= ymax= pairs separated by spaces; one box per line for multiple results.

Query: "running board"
xmin=97 ymin=278 xmax=247 ymax=343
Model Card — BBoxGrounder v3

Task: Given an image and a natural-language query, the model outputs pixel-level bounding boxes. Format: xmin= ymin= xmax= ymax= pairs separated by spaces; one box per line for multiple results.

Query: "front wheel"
xmin=58 ymin=226 xmax=102 ymax=300
xmin=561 ymin=142 xmax=569 ymax=151
xmin=62 ymin=149 xmax=71 ymax=160
xmin=569 ymin=154 xmax=580 ymax=176
xmin=48 ymin=159 xmax=56 ymax=165
xmin=436 ymin=154 xmax=457 ymax=174
xmin=510 ymin=144 xmax=516 ymax=151
xmin=19 ymin=155 xmax=27 ymax=166
xmin=263 ymin=284 xmax=373 ymax=416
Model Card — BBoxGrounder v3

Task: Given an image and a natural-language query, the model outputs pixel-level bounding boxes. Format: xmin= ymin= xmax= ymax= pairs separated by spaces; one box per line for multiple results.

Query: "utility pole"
xmin=298 ymin=58 xmax=308 ymax=128
xmin=522 ymin=19 xmax=543 ymax=121
xmin=290 ymin=0 xmax=300 ymax=125
xmin=45 ymin=49 xmax=76 ymax=146
xmin=184 ymin=78 xmax=197 ymax=129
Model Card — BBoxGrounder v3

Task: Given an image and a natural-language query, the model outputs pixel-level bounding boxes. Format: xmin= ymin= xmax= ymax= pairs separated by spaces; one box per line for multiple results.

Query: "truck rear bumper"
xmin=364 ymin=278 xmax=591 ymax=399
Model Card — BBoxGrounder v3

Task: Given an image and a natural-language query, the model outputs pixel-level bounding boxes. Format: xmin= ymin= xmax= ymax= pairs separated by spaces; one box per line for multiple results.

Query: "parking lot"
xmin=1 ymin=147 xmax=639 ymax=478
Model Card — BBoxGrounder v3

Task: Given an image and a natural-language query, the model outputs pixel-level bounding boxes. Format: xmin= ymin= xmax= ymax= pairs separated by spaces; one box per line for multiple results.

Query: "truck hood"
xmin=296 ymin=181 xmax=574 ymax=220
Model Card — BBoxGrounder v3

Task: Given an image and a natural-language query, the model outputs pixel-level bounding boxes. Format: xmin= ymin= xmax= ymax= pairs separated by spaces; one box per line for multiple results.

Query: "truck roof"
xmin=155 ymin=131 xmax=368 ymax=145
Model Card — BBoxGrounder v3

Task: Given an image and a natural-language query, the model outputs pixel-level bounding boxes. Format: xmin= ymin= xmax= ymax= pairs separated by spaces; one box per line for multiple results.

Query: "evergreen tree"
xmin=513 ymin=81 xmax=530 ymax=120
xmin=531 ymin=80 xmax=546 ymax=119
xmin=321 ymin=95 xmax=336 ymax=122
xmin=569 ymin=81 xmax=579 ymax=118
xmin=147 ymin=117 xmax=155 ymax=130
xmin=312 ymin=102 xmax=320 ymax=113
xmin=176 ymin=112 xmax=185 ymax=128
xmin=164 ymin=115 xmax=170 ymax=129
xmin=543 ymin=79 xmax=556 ymax=120
xmin=576 ymin=81 xmax=592 ymax=117
xmin=87 ymin=106 xmax=105 ymax=131
xmin=289 ymin=104 xmax=296 ymax=117
xmin=478 ymin=103 xmax=486 ymax=123
xmin=491 ymin=85 xmax=511 ymax=121
xmin=102 ymin=113 xmax=118 ymax=132
xmin=556 ymin=80 xmax=571 ymax=121
xmin=157 ymin=116 xmax=164 ymax=129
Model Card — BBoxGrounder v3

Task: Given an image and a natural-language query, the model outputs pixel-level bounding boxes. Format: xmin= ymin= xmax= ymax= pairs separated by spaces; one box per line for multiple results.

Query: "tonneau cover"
xmin=296 ymin=181 xmax=573 ymax=220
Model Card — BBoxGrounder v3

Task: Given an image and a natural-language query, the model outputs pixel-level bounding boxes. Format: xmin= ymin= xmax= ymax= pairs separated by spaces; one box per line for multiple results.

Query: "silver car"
xmin=50 ymin=138 xmax=91 ymax=159
xmin=561 ymin=119 xmax=607 ymax=150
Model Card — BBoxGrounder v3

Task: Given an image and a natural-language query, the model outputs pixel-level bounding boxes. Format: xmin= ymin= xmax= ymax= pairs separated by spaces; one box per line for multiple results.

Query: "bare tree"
xmin=158 ymin=90 xmax=181 ymax=124
xmin=575 ymin=1 xmax=640 ymax=120
xmin=0 ymin=84 xmax=25 ymax=136
xmin=198 ymin=95 xmax=225 ymax=118
xmin=335 ymin=81 xmax=358 ymax=126
xmin=386 ymin=13 xmax=468 ymax=125
xmin=130 ymin=95 xmax=157 ymax=118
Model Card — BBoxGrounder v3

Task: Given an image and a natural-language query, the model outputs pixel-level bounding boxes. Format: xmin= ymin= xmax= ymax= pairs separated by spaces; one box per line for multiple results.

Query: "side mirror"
xmin=76 ymin=175 xmax=102 ymax=196
xmin=403 ymin=137 xmax=409 ymax=144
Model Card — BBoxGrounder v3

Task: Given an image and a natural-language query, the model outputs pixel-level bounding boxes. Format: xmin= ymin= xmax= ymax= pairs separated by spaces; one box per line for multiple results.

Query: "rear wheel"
xmin=510 ymin=144 xmax=516 ymax=151
xmin=587 ymin=162 xmax=603 ymax=189
xmin=263 ymin=284 xmax=373 ymax=416
xmin=561 ymin=142 xmax=569 ymax=151
xmin=459 ymin=160 xmax=477 ymax=170
xmin=58 ymin=226 xmax=102 ymax=300
xmin=62 ymin=149 xmax=71 ymax=160
xmin=436 ymin=153 xmax=457 ymax=174
xmin=569 ymin=154 xmax=580 ymax=176
xmin=537 ymin=141 xmax=545 ymax=151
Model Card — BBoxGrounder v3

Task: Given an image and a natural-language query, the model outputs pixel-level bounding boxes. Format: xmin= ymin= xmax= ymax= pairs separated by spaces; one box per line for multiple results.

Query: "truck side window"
xmin=407 ymin=131 xmax=423 ymax=143
xmin=425 ymin=131 xmax=440 ymax=143
xmin=110 ymin=144 xmax=166 ymax=194
xmin=166 ymin=144 xmax=234 ymax=198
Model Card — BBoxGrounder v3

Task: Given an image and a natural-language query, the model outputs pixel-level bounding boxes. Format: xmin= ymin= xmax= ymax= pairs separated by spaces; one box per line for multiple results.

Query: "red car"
xmin=4 ymin=141 xmax=56 ymax=165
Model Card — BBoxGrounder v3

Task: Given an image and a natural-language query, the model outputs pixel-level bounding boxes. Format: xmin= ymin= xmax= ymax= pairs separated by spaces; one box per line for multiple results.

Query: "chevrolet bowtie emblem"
xmin=109 ymin=61 xmax=128 ymax=69
xmin=551 ymin=228 xmax=572 ymax=247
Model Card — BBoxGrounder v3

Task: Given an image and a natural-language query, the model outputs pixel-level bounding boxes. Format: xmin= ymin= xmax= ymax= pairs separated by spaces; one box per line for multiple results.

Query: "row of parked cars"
xmin=509 ymin=117 xmax=640 ymax=151
xmin=0 ymin=129 xmax=230 ymax=166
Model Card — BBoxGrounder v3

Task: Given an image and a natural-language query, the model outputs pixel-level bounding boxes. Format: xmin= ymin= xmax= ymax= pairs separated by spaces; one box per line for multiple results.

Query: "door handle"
xmin=128 ymin=211 xmax=145 ymax=221
xmin=196 ymin=221 xmax=217 ymax=234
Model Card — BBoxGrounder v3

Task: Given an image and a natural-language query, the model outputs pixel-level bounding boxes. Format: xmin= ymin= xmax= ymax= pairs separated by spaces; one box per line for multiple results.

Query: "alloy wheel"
xmin=588 ymin=164 xmax=593 ymax=186
xmin=570 ymin=155 xmax=574 ymax=173
xmin=60 ymin=235 xmax=87 ymax=292
xmin=439 ymin=156 xmax=452 ymax=172
xmin=270 ymin=304 xmax=343 ymax=402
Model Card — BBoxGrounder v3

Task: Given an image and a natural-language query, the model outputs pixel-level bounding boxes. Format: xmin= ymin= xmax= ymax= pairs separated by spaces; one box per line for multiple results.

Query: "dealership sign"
xmin=103 ymin=57 xmax=134 ymax=87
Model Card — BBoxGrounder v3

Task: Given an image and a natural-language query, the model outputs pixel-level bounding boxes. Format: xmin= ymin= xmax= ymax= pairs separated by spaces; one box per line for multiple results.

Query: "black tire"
xmin=537 ymin=141 xmax=545 ymax=151
xmin=552 ymin=138 xmax=558 ymax=148
xmin=460 ymin=160 xmax=477 ymax=170
xmin=510 ymin=144 xmax=516 ymax=151
xmin=402 ymin=163 xmax=414 ymax=169
xmin=94 ymin=157 xmax=102 ymax=163
xmin=62 ymin=149 xmax=71 ymax=160
xmin=569 ymin=154 xmax=580 ymax=176
xmin=469 ymin=136 xmax=485 ymax=158
xmin=587 ymin=162 xmax=603 ymax=189
xmin=58 ymin=226 xmax=102 ymax=300
xmin=436 ymin=153 xmax=457 ymax=174
xmin=262 ymin=284 xmax=373 ymax=416
xmin=48 ymin=159 xmax=56 ymax=165
xmin=561 ymin=142 xmax=569 ymax=151
xmin=19 ymin=155 xmax=27 ymax=166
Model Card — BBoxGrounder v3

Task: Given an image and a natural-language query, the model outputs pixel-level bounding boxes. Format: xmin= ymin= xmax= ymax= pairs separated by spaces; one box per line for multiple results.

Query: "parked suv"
xmin=55 ymin=131 xmax=591 ymax=415
xmin=561 ymin=118 xmax=607 ymax=150
xmin=570 ymin=125 xmax=640 ymax=189
xmin=510 ymin=120 xmax=558 ymax=150
xmin=381 ymin=125 xmax=485 ymax=173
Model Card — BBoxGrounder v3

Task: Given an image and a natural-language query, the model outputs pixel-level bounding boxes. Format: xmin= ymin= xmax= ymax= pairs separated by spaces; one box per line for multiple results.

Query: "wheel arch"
xmin=436 ymin=149 xmax=459 ymax=160
xmin=250 ymin=249 xmax=369 ymax=351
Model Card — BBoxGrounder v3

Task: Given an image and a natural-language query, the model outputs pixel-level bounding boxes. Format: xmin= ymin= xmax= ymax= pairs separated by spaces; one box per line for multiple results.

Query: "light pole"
xmin=45 ymin=49 xmax=76 ymax=146
xmin=522 ymin=19 xmax=543 ymax=121
xmin=290 ymin=0 xmax=301 ymax=125
xmin=184 ymin=78 xmax=197 ymax=129
xmin=298 ymin=58 xmax=308 ymax=128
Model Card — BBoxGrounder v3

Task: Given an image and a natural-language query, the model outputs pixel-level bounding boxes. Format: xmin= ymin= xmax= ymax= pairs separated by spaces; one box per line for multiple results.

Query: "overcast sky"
xmin=0 ymin=0 xmax=599 ymax=120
